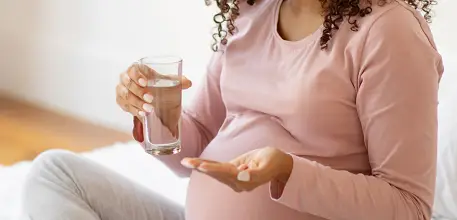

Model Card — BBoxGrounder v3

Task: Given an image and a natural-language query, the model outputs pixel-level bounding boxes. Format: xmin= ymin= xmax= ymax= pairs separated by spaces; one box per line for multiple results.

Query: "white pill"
xmin=237 ymin=170 xmax=251 ymax=182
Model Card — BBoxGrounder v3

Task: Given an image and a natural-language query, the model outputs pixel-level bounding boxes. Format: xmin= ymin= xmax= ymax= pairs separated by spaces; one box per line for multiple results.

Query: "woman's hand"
xmin=116 ymin=63 xmax=192 ymax=118
xmin=181 ymin=146 xmax=294 ymax=192
xmin=116 ymin=63 xmax=192 ymax=141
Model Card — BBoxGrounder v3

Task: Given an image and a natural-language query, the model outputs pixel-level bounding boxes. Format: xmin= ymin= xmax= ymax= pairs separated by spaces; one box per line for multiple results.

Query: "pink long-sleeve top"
xmin=146 ymin=0 xmax=444 ymax=219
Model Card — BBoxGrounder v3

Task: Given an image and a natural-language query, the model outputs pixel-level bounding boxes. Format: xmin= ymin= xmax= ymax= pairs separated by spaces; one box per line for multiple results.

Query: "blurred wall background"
xmin=0 ymin=0 xmax=215 ymax=132
xmin=430 ymin=0 xmax=457 ymax=137
xmin=0 ymin=0 xmax=455 ymax=133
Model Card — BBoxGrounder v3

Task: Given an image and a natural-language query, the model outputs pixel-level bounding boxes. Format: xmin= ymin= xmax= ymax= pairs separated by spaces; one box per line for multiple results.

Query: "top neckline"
xmin=271 ymin=0 xmax=323 ymax=47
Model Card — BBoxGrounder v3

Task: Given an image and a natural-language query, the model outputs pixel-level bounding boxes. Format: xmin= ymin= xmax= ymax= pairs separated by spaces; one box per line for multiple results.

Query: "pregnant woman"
xmin=22 ymin=0 xmax=443 ymax=219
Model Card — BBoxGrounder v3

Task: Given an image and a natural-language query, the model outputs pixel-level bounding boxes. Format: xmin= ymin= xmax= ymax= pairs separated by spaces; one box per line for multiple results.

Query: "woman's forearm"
xmin=271 ymin=155 xmax=434 ymax=220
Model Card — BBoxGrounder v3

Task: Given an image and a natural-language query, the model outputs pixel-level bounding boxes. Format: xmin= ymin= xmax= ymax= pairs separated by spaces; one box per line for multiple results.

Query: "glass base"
xmin=144 ymin=141 xmax=181 ymax=156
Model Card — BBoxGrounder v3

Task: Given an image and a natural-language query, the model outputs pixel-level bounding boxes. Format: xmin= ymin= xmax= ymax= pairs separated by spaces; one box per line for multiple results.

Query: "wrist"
xmin=276 ymin=152 xmax=293 ymax=184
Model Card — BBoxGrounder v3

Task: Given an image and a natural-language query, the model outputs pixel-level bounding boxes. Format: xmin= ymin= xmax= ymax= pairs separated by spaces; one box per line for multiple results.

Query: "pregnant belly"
xmin=186 ymin=172 xmax=329 ymax=220
xmin=184 ymin=113 xmax=326 ymax=220
xmin=199 ymin=113 xmax=304 ymax=161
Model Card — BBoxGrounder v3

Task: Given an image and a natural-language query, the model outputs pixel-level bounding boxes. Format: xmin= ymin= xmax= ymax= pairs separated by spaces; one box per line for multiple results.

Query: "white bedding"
xmin=432 ymin=52 xmax=457 ymax=220
xmin=434 ymin=127 xmax=457 ymax=219
xmin=0 ymin=142 xmax=189 ymax=220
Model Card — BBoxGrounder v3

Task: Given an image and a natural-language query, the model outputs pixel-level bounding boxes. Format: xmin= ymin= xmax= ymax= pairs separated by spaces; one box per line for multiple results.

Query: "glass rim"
xmin=138 ymin=55 xmax=182 ymax=65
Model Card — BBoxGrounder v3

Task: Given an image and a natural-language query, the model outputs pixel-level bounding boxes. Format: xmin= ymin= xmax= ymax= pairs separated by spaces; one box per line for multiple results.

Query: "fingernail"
xmin=237 ymin=170 xmax=250 ymax=182
xmin=197 ymin=166 xmax=208 ymax=172
xmin=138 ymin=111 xmax=145 ymax=117
xmin=181 ymin=159 xmax=196 ymax=169
xmin=143 ymin=104 xmax=153 ymax=113
xmin=143 ymin=94 xmax=154 ymax=103
xmin=139 ymin=78 xmax=147 ymax=87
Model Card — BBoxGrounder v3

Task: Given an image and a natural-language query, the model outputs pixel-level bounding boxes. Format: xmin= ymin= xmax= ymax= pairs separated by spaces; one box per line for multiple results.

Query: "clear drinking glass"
xmin=137 ymin=56 xmax=182 ymax=155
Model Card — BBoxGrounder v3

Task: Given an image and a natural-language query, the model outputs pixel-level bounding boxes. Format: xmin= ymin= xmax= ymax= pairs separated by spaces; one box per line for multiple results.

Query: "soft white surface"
xmin=435 ymin=132 xmax=457 ymax=220
xmin=0 ymin=142 xmax=189 ymax=220
xmin=433 ymin=54 xmax=457 ymax=220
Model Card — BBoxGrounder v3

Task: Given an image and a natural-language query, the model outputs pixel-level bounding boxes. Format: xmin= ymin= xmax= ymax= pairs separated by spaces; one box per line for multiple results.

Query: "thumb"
xmin=143 ymin=68 xmax=191 ymax=90
xmin=181 ymin=76 xmax=192 ymax=90
xmin=132 ymin=116 xmax=144 ymax=142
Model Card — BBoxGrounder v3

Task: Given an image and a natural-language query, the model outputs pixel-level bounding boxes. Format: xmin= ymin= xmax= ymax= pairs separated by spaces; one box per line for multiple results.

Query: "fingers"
xmin=116 ymin=83 xmax=151 ymax=111
xmin=181 ymin=158 xmax=249 ymax=180
xmin=116 ymin=84 xmax=129 ymax=107
xmin=116 ymin=64 xmax=154 ymax=118
xmin=235 ymin=160 xmax=265 ymax=184
xmin=133 ymin=62 xmax=192 ymax=91
xmin=198 ymin=165 xmax=255 ymax=192
xmin=237 ymin=164 xmax=249 ymax=171
xmin=117 ymin=62 xmax=193 ymax=129
xmin=149 ymin=74 xmax=192 ymax=90
xmin=198 ymin=162 xmax=239 ymax=177
xmin=133 ymin=62 xmax=156 ymax=79
xmin=123 ymin=65 xmax=191 ymax=102
xmin=180 ymin=158 xmax=242 ymax=191
xmin=195 ymin=161 xmax=247 ymax=190
xmin=181 ymin=158 xmax=220 ymax=169
xmin=120 ymin=72 xmax=153 ymax=103
xmin=180 ymin=158 xmax=263 ymax=192
xmin=116 ymin=86 xmax=148 ymax=118
xmin=127 ymin=63 xmax=148 ymax=88
xmin=116 ymin=95 xmax=144 ymax=118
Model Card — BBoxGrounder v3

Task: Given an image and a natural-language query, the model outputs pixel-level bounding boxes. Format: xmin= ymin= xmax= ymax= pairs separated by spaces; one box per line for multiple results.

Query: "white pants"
xmin=21 ymin=150 xmax=185 ymax=220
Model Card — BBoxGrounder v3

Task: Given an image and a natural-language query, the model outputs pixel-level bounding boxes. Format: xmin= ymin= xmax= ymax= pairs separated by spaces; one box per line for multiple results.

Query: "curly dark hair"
xmin=206 ymin=0 xmax=437 ymax=51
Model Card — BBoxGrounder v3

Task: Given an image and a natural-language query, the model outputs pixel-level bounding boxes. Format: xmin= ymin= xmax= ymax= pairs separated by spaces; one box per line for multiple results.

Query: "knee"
xmin=22 ymin=150 xmax=80 ymax=214
xmin=33 ymin=149 xmax=77 ymax=168
xmin=25 ymin=149 xmax=78 ymax=182
xmin=23 ymin=150 xmax=79 ymax=203
xmin=34 ymin=149 xmax=77 ymax=163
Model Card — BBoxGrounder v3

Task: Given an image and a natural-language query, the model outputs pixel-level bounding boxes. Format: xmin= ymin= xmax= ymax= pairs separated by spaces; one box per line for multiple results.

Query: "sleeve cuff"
xmin=270 ymin=154 xmax=317 ymax=212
